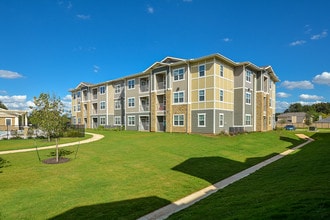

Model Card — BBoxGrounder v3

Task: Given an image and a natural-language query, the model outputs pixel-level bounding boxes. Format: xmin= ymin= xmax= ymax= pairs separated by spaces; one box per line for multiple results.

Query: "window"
xmin=73 ymin=106 xmax=76 ymax=112
xmin=199 ymin=65 xmax=205 ymax=77
xmin=128 ymin=79 xmax=135 ymax=89
xmin=173 ymin=91 xmax=184 ymax=103
xmin=77 ymin=91 xmax=81 ymax=98
xmin=245 ymin=114 xmax=252 ymax=126
xmin=100 ymin=116 xmax=106 ymax=125
xmin=128 ymin=98 xmax=135 ymax=107
xmin=173 ymin=68 xmax=184 ymax=81
xmin=219 ymin=113 xmax=224 ymax=127
xmin=115 ymin=100 xmax=121 ymax=109
xmin=115 ymin=84 xmax=121 ymax=94
xmin=173 ymin=114 xmax=184 ymax=126
xmin=114 ymin=116 xmax=121 ymax=125
xmin=269 ymin=98 xmax=272 ymax=107
xmin=220 ymin=64 xmax=224 ymax=77
xmin=100 ymin=86 xmax=106 ymax=94
xmin=198 ymin=113 xmax=206 ymax=127
xmin=100 ymin=101 xmax=106 ymax=110
xmin=73 ymin=93 xmax=76 ymax=99
xmin=246 ymin=70 xmax=252 ymax=82
xmin=77 ymin=103 xmax=81 ymax=112
xmin=199 ymin=90 xmax=205 ymax=101
xmin=220 ymin=89 xmax=224 ymax=102
xmin=245 ymin=92 xmax=251 ymax=104
xmin=128 ymin=116 xmax=135 ymax=126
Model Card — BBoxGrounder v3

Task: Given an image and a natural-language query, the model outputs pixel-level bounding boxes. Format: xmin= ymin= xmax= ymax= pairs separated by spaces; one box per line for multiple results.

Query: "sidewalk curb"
xmin=0 ymin=132 xmax=104 ymax=155
xmin=138 ymin=135 xmax=314 ymax=220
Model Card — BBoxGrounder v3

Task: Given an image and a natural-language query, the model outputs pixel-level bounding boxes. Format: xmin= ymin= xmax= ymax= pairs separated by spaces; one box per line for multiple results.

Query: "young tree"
xmin=30 ymin=93 xmax=66 ymax=162
xmin=0 ymin=101 xmax=8 ymax=110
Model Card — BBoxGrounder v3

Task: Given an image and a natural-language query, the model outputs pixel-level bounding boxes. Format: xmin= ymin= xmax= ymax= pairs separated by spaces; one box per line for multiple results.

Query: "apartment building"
xmin=70 ymin=53 xmax=279 ymax=134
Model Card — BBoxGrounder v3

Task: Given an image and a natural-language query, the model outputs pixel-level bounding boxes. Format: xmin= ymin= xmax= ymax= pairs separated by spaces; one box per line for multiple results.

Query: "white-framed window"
xmin=198 ymin=113 xmax=206 ymax=127
xmin=100 ymin=86 xmax=106 ymax=94
xmin=115 ymin=100 xmax=121 ymax=109
xmin=100 ymin=116 xmax=106 ymax=125
xmin=73 ymin=106 xmax=76 ymax=112
xmin=199 ymin=64 xmax=205 ymax=77
xmin=128 ymin=98 xmax=135 ymax=107
xmin=246 ymin=92 xmax=251 ymax=104
xmin=78 ymin=118 xmax=81 ymax=124
xmin=73 ymin=93 xmax=76 ymax=99
xmin=77 ymin=103 xmax=81 ymax=112
xmin=173 ymin=68 xmax=184 ymax=81
xmin=173 ymin=91 xmax=184 ymax=103
xmin=246 ymin=70 xmax=252 ymax=82
xmin=100 ymin=101 xmax=106 ymax=110
xmin=77 ymin=91 xmax=81 ymax=98
xmin=220 ymin=89 xmax=224 ymax=102
xmin=5 ymin=118 xmax=11 ymax=126
xmin=219 ymin=113 xmax=224 ymax=127
xmin=269 ymin=98 xmax=272 ymax=107
xmin=127 ymin=116 xmax=135 ymax=126
xmin=199 ymin=89 xmax=205 ymax=102
xmin=245 ymin=114 xmax=252 ymax=126
xmin=72 ymin=117 xmax=76 ymax=124
xmin=114 ymin=116 xmax=121 ymax=125
xmin=220 ymin=64 xmax=224 ymax=77
xmin=128 ymin=79 xmax=135 ymax=89
xmin=115 ymin=84 xmax=121 ymax=93
xmin=173 ymin=114 xmax=184 ymax=126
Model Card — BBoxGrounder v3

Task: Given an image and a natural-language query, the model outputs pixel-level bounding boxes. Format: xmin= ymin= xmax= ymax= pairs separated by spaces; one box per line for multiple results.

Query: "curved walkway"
xmin=0 ymin=132 xmax=104 ymax=155
xmin=138 ymin=134 xmax=314 ymax=220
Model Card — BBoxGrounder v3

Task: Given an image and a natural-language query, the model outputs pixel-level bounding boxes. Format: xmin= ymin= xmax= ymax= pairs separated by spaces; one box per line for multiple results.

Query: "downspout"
xmin=213 ymin=57 xmax=216 ymax=134
xmin=186 ymin=60 xmax=190 ymax=133
xmin=253 ymin=73 xmax=257 ymax=131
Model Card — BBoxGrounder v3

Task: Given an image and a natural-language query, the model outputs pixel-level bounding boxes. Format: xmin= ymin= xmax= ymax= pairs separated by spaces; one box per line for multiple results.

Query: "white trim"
xmin=173 ymin=67 xmax=185 ymax=81
xmin=173 ymin=114 xmax=185 ymax=127
xmin=198 ymin=113 xmax=206 ymax=127
xmin=127 ymin=115 xmax=136 ymax=126
xmin=219 ymin=113 xmax=224 ymax=127
xmin=127 ymin=97 xmax=135 ymax=108
xmin=127 ymin=79 xmax=135 ymax=90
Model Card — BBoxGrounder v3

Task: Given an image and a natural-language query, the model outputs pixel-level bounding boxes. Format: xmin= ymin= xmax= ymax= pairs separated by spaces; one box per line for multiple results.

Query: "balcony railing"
xmin=157 ymin=103 xmax=166 ymax=111
xmin=140 ymin=85 xmax=149 ymax=92
xmin=157 ymin=82 xmax=166 ymax=90
xmin=140 ymin=105 xmax=150 ymax=111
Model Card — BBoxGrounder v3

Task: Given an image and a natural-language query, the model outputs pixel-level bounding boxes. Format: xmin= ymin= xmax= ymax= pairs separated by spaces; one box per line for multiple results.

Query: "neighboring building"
xmin=70 ymin=53 xmax=279 ymax=134
xmin=277 ymin=112 xmax=310 ymax=125
xmin=0 ymin=108 xmax=28 ymax=138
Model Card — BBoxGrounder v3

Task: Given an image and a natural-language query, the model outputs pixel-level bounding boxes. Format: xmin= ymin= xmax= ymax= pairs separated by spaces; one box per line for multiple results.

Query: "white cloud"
xmin=93 ymin=65 xmax=100 ymax=73
xmin=289 ymin=40 xmax=306 ymax=46
xmin=280 ymin=80 xmax=314 ymax=90
xmin=147 ymin=6 xmax=154 ymax=14
xmin=312 ymin=72 xmax=330 ymax=86
xmin=63 ymin=94 xmax=72 ymax=101
xmin=0 ymin=95 xmax=32 ymax=111
xmin=223 ymin=38 xmax=232 ymax=42
xmin=299 ymin=94 xmax=324 ymax=101
xmin=276 ymin=101 xmax=290 ymax=113
xmin=277 ymin=92 xmax=291 ymax=98
xmin=0 ymin=70 xmax=23 ymax=79
xmin=76 ymin=14 xmax=90 ymax=20
xmin=311 ymin=30 xmax=327 ymax=40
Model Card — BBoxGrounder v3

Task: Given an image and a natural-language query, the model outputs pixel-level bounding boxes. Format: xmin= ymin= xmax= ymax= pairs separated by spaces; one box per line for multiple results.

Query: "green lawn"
xmin=168 ymin=132 xmax=330 ymax=219
xmin=0 ymin=134 xmax=92 ymax=151
xmin=0 ymin=130 xmax=326 ymax=219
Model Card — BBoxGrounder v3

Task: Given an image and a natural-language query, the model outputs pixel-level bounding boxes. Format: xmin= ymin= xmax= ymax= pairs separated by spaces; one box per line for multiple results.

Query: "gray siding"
xmin=214 ymin=110 xmax=234 ymax=134
xmin=234 ymin=88 xmax=243 ymax=125
xmin=191 ymin=110 xmax=214 ymax=134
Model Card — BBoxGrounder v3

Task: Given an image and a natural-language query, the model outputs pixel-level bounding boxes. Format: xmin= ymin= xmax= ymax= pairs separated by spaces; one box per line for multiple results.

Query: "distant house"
xmin=314 ymin=116 xmax=330 ymax=128
xmin=277 ymin=112 xmax=310 ymax=125
xmin=0 ymin=108 xmax=28 ymax=138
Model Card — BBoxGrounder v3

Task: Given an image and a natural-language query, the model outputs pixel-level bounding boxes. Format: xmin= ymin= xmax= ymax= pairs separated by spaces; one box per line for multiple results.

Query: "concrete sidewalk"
xmin=138 ymin=134 xmax=314 ymax=220
xmin=0 ymin=132 xmax=104 ymax=155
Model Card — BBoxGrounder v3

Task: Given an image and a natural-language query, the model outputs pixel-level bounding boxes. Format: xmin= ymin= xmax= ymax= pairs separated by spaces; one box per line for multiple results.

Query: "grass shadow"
xmin=172 ymin=154 xmax=277 ymax=184
xmin=49 ymin=196 xmax=170 ymax=220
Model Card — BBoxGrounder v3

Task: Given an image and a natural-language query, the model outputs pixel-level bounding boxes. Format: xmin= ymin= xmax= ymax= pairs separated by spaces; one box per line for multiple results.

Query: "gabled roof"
xmin=317 ymin=116 xmax=330 ymax=123
xmin=277 ymin=112 xmax=307 ymax=117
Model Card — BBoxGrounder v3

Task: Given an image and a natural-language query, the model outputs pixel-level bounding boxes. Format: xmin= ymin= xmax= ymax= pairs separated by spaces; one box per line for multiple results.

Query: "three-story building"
xmin=70 ymin=53 xmax=279 ymax=134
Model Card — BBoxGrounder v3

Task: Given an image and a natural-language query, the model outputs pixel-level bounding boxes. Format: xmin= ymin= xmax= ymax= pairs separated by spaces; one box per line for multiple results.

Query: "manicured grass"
xmin=0 ymin=134 xmax=92 ymax=151
xmin=0 ymin=130 xmax=315 ymax=219
xmin=168 ymin=132 xmax=330 ymax=219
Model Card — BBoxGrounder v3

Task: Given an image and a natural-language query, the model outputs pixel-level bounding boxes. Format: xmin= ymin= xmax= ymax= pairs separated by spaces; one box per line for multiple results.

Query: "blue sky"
xmin=1 ymin=0 xmax=329 ymax=113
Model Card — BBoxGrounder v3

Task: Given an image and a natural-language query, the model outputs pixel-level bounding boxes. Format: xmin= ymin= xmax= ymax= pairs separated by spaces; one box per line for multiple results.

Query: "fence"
xmin=276 ymin=122 xmax=330 ymax=129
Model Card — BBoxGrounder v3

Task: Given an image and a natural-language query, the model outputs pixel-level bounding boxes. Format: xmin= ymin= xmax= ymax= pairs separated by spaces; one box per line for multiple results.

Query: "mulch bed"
xmin=42 ymin=157 xmax=70 ymax=164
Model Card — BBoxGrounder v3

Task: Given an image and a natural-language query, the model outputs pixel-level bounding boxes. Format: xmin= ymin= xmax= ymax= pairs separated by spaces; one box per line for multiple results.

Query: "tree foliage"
xmin=29 ymin=93 xmax=68 ymax=162
xmin=0 ymin=101 xmax=8 ymax=110
xmin=284 ymin=102 xmax=330 ymax=121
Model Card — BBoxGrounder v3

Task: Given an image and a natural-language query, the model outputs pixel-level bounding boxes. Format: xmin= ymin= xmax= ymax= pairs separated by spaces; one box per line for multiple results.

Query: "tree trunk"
xmin=55 ymin=138 xmax=59 ymax=163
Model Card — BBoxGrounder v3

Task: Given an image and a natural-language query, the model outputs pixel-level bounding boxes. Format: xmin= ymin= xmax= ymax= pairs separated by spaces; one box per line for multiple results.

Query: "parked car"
xmin=284 ymin=125 xmax=296 ymax=131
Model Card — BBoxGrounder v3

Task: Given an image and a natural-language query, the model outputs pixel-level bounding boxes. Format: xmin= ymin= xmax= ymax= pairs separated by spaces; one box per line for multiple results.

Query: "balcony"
xmin=140 ymin=85 xmax=149 ymax=92
xmin=157 ymin=103 xmax=166 ymax=111
xmin=140 ymin=104 xmax=150 ymax=111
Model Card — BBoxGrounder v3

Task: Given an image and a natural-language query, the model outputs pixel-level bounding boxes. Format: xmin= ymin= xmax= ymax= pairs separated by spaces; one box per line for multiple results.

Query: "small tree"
xmin=30 ymin=93 xmax=66 ymax=162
